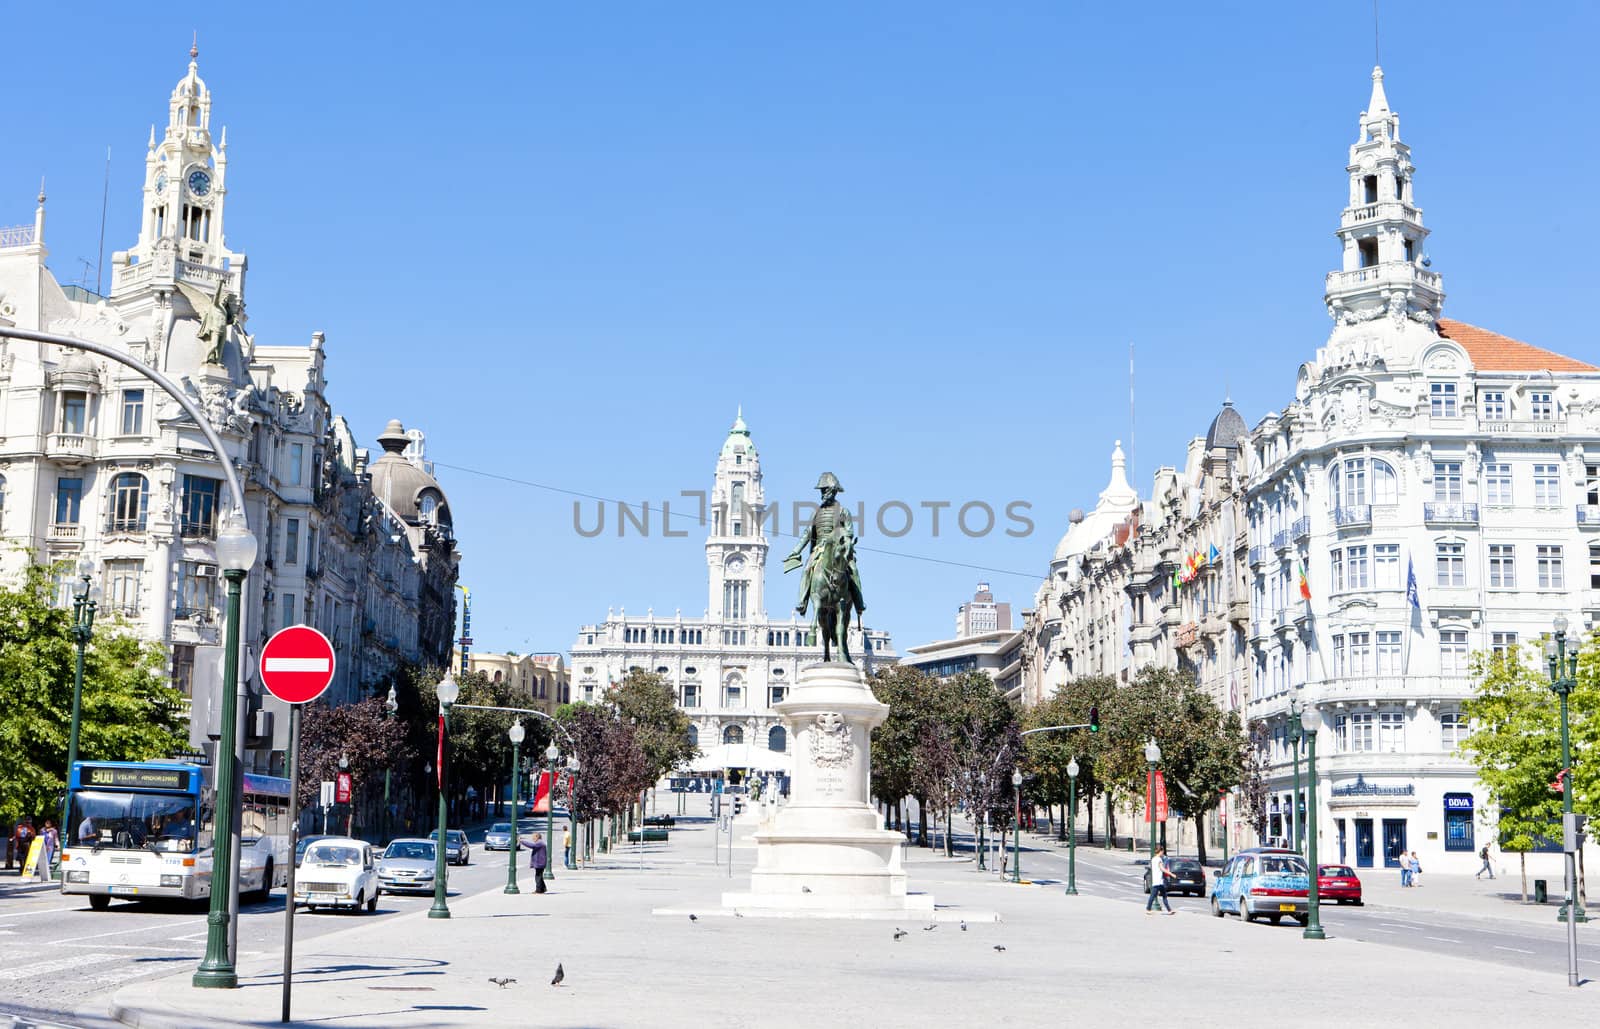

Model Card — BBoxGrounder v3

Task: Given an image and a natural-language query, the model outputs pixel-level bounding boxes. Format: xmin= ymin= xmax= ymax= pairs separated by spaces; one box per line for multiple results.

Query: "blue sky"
xmin=8 ymin=3 xmax=1599 ymax=656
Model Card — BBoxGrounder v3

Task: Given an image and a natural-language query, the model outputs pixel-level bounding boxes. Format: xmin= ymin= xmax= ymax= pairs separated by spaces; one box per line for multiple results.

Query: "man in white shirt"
xmin=1145 ymin=845 xmax=1175 ymax=914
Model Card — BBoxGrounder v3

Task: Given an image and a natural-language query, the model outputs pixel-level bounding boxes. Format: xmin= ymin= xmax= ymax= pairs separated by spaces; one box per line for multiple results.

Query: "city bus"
xmin=60 ymin=760 xmax=292 ymax=910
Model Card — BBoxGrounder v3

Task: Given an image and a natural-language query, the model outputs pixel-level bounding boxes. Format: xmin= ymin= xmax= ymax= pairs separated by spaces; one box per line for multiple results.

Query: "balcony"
xmin=1325 ymin=261 xmax=1442 ymax=297
xmin=1314 ymin=674 xmax=1474 ymax=704
xmin=1291 ymin=516 xmax=1311 ymax=542
xmin=1174 ymin=621 xmax=1199 ymax=648
xmin=1248 ymin=546 xmax=1266 ymax=567
xmin=1481 ymin=418 xmax=1566 ymax=438
xmin=1424 ymin=502 xmax=1479 ymax=526
xmin=1332 ymin=505 xmax=1372 ymax=529
xmin=1578 ymin=505 xmax=1600 ymax=527
xmin=1227 ymin=598 xmax=1250 ymax=626
xmin=48 ymin=522 xmax=82 ymax=543
xmin=46 ymin=432 xmax=95 ymax=465
xmin=1340 ymin=200 xmax=1421 ymax=228
xmin=1271 ymin=530 xmax=1290 ymax=552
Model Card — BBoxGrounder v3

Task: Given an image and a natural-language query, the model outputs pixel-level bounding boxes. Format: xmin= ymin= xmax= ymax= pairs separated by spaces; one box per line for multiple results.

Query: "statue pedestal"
xmin=721 ymin=661 xmax=934 ymax=917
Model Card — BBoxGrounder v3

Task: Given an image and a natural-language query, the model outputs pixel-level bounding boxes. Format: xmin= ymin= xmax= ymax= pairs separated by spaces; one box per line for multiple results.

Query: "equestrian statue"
xmin=784 ymin=472 xmax=866 ymax=664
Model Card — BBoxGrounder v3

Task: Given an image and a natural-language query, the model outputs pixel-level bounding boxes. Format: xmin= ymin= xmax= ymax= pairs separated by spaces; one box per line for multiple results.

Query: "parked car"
xmin=293 ymin=837 xmax=379 ymax=913
xmin=428 ymin=828 xmax=471 ymax=865
xmin=294 ymin=834 xmax=333 ymax=868
xmin=377 ymin=838 xmax=439 ymax=894
xmin=643 ymin=814 xmax=676 ymax=828
xmin=1144 ymin=856 xmax=1206 ymax=897
xmin=1210 ymin=848 xmax=1310 ymax=925
xmin=1318 ymin=863 xmax=1364 ymax=905
xmin=484 ymin=824 xmax=514 ymax=851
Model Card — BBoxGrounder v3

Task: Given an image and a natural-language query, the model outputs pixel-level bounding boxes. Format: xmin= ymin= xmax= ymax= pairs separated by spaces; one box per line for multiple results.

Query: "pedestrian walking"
xmin=528 ymin=832 xmax=549 ymax=894
xmin=1145 ymin=845 xmax=1175 ymax=915
xmin=12 ymin=819 xmax=35 ymax=877
xmin=39 ymin=821 xmax=59 ymax=880
xmin=1476 ymin=844 xmax=1495 ymax=880
xmin=1410 ymin=851 xmax=1423 ymax=887
xmin=1397 ymin=850 xmax=1412 ymax=887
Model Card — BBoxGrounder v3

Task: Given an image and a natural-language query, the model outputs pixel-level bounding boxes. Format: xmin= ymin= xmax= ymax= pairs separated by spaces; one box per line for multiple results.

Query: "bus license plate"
xmin=110 ymin=885 xmax=139 ymax=895
xmin=1278 ymin=903 xmax=1295 ymax=912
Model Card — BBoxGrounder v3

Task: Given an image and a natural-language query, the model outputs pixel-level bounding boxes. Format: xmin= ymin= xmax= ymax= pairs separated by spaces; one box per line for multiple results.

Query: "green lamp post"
xmin=1300 ymin=704 xmax=1325 ymax=940
xmin=57 ymin=559 xmax=99 ymax=875
xmin=1544 ymin=616 xmax=1587 ymax=927
xmin=1289 ymin=700 xmax=1302 ymax=854
xmin=1065 ymin=758 xmax=1079 ymax=896
xmin=194 ymin=512 xmax=258 ymax=989
xmin=1010 ymin=768 xmax=1023 ymax=883
xmin=382 ymin=686 xmax=397 ymax=845
xmin=565 ymin=755 xmax=580 ymax=869
xmin=544 ymin=742 xmax=560 ymax=881
xmin=1144 ymin=738 xmax=1161 ymax=860
xmin=429 ymin=671 xmax=460 ymax=919
xmin=504 ymin=720 xmax=524 ymax=895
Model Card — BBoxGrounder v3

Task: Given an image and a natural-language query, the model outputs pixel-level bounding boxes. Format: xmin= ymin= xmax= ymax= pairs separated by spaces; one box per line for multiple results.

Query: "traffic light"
xmin=1088 ymin=705 xmax=1100 ymax=733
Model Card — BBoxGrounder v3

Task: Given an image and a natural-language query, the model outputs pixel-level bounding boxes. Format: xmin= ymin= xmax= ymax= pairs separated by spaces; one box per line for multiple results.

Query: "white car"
xmin=293 ymin=837 xmax=379 ymax=913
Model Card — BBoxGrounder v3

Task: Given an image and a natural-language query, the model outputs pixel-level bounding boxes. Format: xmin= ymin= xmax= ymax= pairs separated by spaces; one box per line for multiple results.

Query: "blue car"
xmin=1210 ymin=848 xmax=1310 ymax=925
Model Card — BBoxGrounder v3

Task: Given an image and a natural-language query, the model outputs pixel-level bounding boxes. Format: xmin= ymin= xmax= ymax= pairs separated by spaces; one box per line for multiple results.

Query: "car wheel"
xmin=89 ymin=894 xmax=111 ymax=911
xmin=367 ymin=891 xmax=378 ymax=913
xmin=1241 ymin=899 xmax=1255 ymax=923
xmin=1211 ymin=894 xmax=1223 ymax=918
xmin=1269 ymin=915 xmax=1282 ymax=926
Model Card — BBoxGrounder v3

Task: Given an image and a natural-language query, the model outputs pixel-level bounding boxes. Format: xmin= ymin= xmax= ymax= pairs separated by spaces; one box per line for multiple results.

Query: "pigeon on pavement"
xmin=959 ymin=921 xmax=968 ymax=932
xmin=488 ymin=977 xmax=516 ymax=989
xmin=922 ymin=923 xmax=936 ymax=931
xmin=893 ymin=928 xmax=907 ymax=941
xmin=689 ymin=914 xmax=698 ymax=922
xmin=551 ymin=963 xmax=565 ymax=986
xmin=801 ymin=886 xmax=812 ymax=893
xmin=993 ymin=945 xmax=1006 ymax=953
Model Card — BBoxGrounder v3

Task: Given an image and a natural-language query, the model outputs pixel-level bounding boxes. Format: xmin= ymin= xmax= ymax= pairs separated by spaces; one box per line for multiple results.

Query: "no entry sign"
xmin=260 ymin=625 xmax=336 ymax=704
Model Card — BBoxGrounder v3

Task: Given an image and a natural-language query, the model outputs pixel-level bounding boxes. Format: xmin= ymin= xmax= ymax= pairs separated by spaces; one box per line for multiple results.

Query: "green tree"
xmin=1050 ymin=675 xmax=1119 ymax=843
xmin=869 ymin=664 xmax=935 ymax=833
xmin=0 ymin=562 xmax=187 ymax=827
xmin=1461 ymin=644 xmax=1589 ymax=902
xmin=605 ymin=669 xmax=695 ymax=782
xmin=298 ymin=695 xmax=413 ymax=834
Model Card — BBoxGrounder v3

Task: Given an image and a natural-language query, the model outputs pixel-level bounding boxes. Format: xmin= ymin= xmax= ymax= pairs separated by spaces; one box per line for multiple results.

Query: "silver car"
xmin=376 ymin=838 xmax=440 ymax=895
xmin=484 ymin=823 xmax=513 ymax=851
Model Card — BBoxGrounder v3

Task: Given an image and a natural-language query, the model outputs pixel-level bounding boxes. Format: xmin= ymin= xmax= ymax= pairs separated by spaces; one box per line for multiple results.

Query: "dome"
xmin=1051 ymin=441 xmax=1139 ymax=564
xmin=721 ymin=406 xmax=756 ymax=456
xmin=1205 ymin=400 xmax=1248 ymax=453
xmin=368 ymin=419 xmax=451 ymax=527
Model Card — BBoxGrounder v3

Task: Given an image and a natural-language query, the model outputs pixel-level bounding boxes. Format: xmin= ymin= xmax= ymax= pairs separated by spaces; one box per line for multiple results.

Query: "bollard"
xmin=1534 ymin=879 xmax=1548 ymax=904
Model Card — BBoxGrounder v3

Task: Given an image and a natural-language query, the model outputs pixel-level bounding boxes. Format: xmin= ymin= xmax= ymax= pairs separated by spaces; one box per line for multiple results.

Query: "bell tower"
xmin=1324 ymin=66 xmax=1443 ymax=327
xmin=706 ymin=409 xmax=768 ymax=622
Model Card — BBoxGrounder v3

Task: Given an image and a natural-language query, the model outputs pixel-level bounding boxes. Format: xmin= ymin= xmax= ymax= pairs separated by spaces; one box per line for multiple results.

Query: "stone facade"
xmin=570 ymin=413 xmax=896 ymax=777
xmin=457 ymin=649 xmax=571 ymax=719
xmin=0 ymin=50 xmax=458 ymax=773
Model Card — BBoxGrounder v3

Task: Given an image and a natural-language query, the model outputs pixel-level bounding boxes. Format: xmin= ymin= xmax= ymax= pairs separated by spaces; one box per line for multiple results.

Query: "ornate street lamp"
xmin=1289 ymin=699 xmax=1303 ymax=854
xmin=505 ymin=721 xmax=525 ymax=894
xmin=544 ymin=742 xmax=560 ymax=881
xmin=1545 ymin=616 xmax=1587 ymax=935
xmin=382 ymin=687 xmax=398 ymax=845
xmin=1300 ymin=705 xmax=1325 ymax=940
xmin=1010 ymin=768 xmax=1023 ymax=883
xmin=57 ymin=558 xmax=99 ymax=874
xmin=428 ymin=672 xmax=459 ymax=919
xmin=1144 ymin=738 xmax=1162 ymax=862
xmin=565 ymin=755 xmax=580 ymax=870
xmin=338 ymin=753 xmax=350 ymax=837
xmin=194 ymin=510 xmax=258 ymax=989
xmin=1065 ymin=758 xmax=1080 ymax=896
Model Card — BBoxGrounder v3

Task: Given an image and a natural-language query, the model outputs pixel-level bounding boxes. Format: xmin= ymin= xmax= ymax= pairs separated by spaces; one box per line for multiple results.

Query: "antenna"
xmin=1374 ymin=0 xmax=1381 ymax=65
xmin=95 ymin=146 xmax=110 ymax=297
xmin=1128 ymin=342 xmax=1136 ymax=487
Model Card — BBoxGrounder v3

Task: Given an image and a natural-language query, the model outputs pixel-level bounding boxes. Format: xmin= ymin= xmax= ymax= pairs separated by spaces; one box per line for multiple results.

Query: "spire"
xmin=1100 ymin=440 xmax=1136 ymax=503
xmin=1366 ymin=64 xmax=1389 ymax=116
xmin=730 ymin=406 xmax=749 ymax=435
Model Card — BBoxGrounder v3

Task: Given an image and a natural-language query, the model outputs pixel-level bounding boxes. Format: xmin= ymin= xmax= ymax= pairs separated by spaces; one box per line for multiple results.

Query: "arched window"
xmin=419 ymin=491 xmax=439 ymax=524
xmin=1371 ymin=459 xmax=1398 ymax=504
xmin=768 ymin=726 xmax=787 ymax=752
xmin=723 ymin=675 xmax=744 ymax=708
xmin=108 ymin=472 xmax=150 ymax=532
xmin=722 ymin=724 xmax=744 ymax=746
xmin=687 ymin=725 xmax=699 ymax=749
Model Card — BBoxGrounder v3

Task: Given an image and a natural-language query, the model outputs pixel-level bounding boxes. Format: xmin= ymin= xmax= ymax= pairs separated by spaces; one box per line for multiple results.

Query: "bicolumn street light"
xmin=57 ymin=558 xmax=99 ymax=877
xmin=544 ymin=742 xmax=560 ymax=880
xmin=429 ymin=672 xmax=460 ymax=919
xmin=1010 ymin=769 xmax=1023 ymax=883
xmin=1065 ymin=758 xmax=1080 ymax=896
xmin=193 ymin=512 xmax=258 ymax=988
xmin=505 ymin=721 xmax=525 ymax=895
xmin=1300 ymin=704 xmax=1325 ymax=941
xmin=1144 ymin=738 xmax=1161 ymax=860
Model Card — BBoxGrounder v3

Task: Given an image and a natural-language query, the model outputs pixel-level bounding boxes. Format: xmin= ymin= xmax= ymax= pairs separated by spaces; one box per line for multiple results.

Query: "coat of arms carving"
xmin=809 ymin=712 xmax=852 ymax=769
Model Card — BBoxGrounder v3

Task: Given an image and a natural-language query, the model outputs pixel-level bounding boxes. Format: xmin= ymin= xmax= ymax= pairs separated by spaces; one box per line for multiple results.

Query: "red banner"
xmin=531 ymin=771 xmax=553 ymax=814
xmin=335 ymin=772 xmax=352 ymax=804
xmin=1146 ymin=770 xmax=1169 ymax=823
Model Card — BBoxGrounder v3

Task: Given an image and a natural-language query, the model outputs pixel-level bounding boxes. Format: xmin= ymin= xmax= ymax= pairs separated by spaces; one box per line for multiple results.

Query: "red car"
xmin=1318 ymin=863 xmax=1363 ymax=905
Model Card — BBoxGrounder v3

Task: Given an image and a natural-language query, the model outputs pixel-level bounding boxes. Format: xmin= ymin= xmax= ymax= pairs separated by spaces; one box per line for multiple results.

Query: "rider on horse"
xmin=784 ymin=472 xmax=867 ymax=663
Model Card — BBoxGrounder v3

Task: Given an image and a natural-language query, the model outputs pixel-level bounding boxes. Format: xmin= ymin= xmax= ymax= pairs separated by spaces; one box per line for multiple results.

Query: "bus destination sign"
xmin=83 ymin=765 xmax=191 ymax=791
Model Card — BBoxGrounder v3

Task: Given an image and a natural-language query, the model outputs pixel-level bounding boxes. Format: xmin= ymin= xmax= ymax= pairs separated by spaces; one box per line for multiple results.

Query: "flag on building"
xmin=1208 ymin=542 xmax=1221 ymax=565
xmin=1406 ymin=556 xmax=1420 ymax=610
xmin=1297 ymin=562 xmax=1311 ymax=600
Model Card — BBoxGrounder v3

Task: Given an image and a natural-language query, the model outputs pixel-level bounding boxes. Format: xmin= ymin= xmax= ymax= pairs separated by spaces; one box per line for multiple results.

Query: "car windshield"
xmin=1322 ymin=865 xmax=1355 ymax=877
xmin=1260 ymin=856 xmax=1308 ymax=875
xmin=67 ymin=790 xmax=198 ymax=852
xmin=306 ymin=844 xmax=362 ymax=866
xmin=490 ymin=823 xmax=511 ymax=833
xmin=384 ymin=842 xmax=434 ymax=861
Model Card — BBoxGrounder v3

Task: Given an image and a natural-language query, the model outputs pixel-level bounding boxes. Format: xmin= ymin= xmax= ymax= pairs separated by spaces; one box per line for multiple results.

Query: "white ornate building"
xmin=0 ymin=48 xmax=459 ymax=774
xmin=570 ymin=413 xmax=897 ymax=779
xmin=1243 ymin=66 xmax=1600 ymax=874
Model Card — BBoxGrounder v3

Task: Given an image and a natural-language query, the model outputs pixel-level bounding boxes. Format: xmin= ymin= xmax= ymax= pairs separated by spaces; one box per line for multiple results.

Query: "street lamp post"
xmin=428 ymin=673 xmax=460 ymax=919
xmin=505 ymin=721 xmax=524 ymax=895
xmin=57 ymin=559 xmax=99 ymax=872
xmin=339 ymin=753 xmax=350 ymax=837
xmin=1010 ymin=769 xmax=1023 ymax=883
xmin=193 ymin=514 xmax=258 ymax=989
xmin=382 ymin=687 xmax=397 ymax=845
xmin=1545 ymin=616 xmax=1587 ymax=945
xmin=566 ymin=755 xmax=580 ymax=870
xmin=1065 ymin=758 xmax=1079 ymax=896
xmin=1300 ymin=705 xmax=1325 ymax=941
xmin=1144 ymin=739 xmax=1162 ymax=861
xmin=544 ymin=742 xmax=560 ymax=881
xmin=1289 ymin=700 xmax=1302 ymax=853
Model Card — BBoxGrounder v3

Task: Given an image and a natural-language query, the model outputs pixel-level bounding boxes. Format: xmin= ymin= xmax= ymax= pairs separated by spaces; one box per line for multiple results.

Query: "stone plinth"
xmin=722 ymin=661 xmax=934 ymax=917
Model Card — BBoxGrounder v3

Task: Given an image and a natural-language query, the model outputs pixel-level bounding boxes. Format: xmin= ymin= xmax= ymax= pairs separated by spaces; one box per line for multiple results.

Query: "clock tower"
xmin=706 ymin=409 xmax=768 ymax=622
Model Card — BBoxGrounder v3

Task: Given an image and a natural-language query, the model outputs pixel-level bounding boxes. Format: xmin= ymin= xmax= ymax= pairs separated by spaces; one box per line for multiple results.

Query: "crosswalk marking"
xmin=0 ymin=952 xmax=119 ymax=982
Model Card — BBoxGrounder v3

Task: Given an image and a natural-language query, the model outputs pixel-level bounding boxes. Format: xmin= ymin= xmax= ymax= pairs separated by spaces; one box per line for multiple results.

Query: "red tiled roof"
xmin=1436 ymin=318 xmax=1598 ymax=373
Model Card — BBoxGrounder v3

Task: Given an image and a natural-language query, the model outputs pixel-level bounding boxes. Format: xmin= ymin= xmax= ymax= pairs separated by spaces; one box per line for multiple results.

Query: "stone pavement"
xmin=104 ymin=823 xmax=1592 ymax=1029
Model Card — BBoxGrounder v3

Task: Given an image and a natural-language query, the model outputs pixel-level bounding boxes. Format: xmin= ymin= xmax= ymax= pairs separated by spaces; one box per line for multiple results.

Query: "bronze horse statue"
xmin=784 ymin=472 xmax=866 ymax=663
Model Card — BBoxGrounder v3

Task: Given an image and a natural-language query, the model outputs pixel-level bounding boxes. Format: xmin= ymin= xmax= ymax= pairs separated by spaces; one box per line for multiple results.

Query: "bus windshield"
xmin=68 ymin=790 xmax=199 ymax=852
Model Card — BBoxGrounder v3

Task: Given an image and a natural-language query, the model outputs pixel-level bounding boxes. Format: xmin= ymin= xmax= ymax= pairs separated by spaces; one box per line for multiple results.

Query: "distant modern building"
xmin=570 ymin=412 xmax=896 ymax=780
xmin=955 ymin=581 xmax=1011 ymax=638
xmin=0 ymin=48 xmax=459 ymax=774
xmin=901 ymin=629 xmax=1021 ymax=683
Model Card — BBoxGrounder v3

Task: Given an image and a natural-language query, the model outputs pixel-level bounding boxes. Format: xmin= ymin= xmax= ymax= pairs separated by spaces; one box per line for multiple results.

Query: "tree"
xmin=1049 ymin=675 xmax=1119 ymax=843
xmin=1461 ymin=645 xmax=1584 ymax=902
xmin=1238 ymin=721 xmax=1271 ymax=844
xmin=0 ymin=562 xmax=187 ymax=827
xmin=297 ymin=696 xmax=412 ymax=831
xmin=869 ymin=665 xmax=935 ymax=832
xmin=606 ymin=670 xmax=695 ymax=782
xmin=557 ymin=703 xmax=651 ymax=822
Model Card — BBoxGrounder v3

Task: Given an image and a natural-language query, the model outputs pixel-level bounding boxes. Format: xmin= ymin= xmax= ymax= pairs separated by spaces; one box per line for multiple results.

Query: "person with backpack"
xmin=1476 ymin=844 xmax=1495 ymax=880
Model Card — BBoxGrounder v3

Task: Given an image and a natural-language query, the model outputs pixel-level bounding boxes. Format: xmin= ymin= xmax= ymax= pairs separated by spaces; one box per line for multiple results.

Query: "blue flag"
xmin=1406 ymin=556 xmax=1420 ymax=610
xmin=1207 ymin=543 xmax=1221 ymax=565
